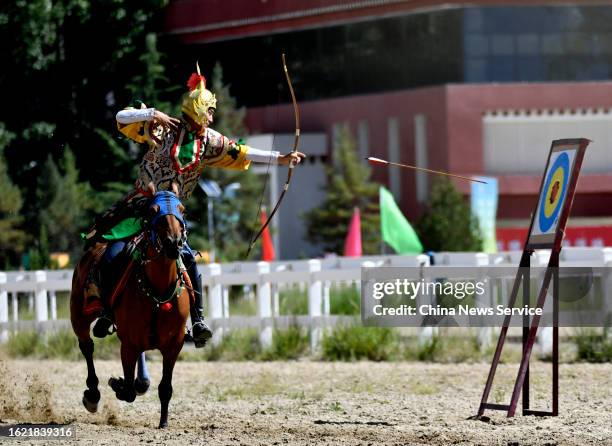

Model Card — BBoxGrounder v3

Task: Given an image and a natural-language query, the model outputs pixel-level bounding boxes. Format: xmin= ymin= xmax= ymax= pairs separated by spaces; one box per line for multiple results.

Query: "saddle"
xmin=82 ymin=218 xmax=145 ymax=316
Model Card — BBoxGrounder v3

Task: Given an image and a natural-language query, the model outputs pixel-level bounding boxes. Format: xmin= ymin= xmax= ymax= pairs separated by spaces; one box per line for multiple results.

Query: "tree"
xmin=0 ymin=124 xmax=27 ymax=267
xmin=37 ymin=148 xmax=92 ymax=261
xmin=304 ymin=124 xmax=380 ymax=255
xmin=416 ymin=178 xmax=483 ymax=251
xmin=185 ymin=63 xmax=264 ymax=261
xmin=0 ymin=0 xmax=170 ymax=238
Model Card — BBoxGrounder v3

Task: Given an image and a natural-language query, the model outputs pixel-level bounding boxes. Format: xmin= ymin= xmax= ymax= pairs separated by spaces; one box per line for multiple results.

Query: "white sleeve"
xmin=246 ymin=147 xmax=281 ymax=164
xmin=116 ymin=108 xmax=156 ymax=124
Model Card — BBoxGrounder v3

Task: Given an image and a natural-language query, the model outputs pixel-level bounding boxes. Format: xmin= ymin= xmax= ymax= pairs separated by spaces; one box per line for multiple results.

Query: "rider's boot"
xmin=188 ymin=268 xmax=213 ymax=348
xmin=84 ymin=266 xmax=114 ymax=338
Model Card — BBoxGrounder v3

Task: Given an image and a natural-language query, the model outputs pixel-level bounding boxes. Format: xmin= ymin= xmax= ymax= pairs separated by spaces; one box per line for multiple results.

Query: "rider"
xmin=84 ymin=64 xmax=305 ymax=347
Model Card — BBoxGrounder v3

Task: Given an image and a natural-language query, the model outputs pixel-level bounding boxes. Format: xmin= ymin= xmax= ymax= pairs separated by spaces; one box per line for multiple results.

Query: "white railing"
xmin=1 ymin=248 xmax=611 ymax=349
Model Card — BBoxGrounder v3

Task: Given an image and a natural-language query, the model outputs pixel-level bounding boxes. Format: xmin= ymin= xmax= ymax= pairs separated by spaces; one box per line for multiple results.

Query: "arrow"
xmin=366 ymin=157 xmax=487 ymax=184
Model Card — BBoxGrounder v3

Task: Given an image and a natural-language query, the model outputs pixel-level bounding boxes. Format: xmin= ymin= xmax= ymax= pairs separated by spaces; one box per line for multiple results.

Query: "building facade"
xmin=164 ymin=1 xmax=612 ymax=255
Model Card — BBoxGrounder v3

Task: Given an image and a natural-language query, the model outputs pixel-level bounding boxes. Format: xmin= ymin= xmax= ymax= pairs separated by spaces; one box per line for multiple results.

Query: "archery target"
xmin=531 ymin=149 xmax=576 ymax=237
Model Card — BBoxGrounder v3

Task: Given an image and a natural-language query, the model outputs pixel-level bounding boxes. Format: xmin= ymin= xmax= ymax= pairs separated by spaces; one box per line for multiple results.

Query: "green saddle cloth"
xmin=81 ymin=217 xmax=144 ymax=243
xmin=101 ymin=217 xmax=144 ymax=241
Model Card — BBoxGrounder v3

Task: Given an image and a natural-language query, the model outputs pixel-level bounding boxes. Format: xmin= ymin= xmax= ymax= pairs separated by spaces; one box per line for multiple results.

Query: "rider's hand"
xmin=278 ymin=151 xmax=306 ymax=166
xmin=153 ymin=110 xmax=181 ymax=132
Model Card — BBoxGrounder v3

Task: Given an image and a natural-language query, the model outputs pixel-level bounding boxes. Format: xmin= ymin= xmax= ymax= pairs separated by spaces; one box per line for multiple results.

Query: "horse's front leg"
xmin=158 ymin=346 xmax=181 ymax=428
xmin=78 ymin=338 xmax=101 ymax=413
xmin=135 ymin=352 xmax=151 ymax=395
xmin=109 ymin=343 xmax=138 ymax=403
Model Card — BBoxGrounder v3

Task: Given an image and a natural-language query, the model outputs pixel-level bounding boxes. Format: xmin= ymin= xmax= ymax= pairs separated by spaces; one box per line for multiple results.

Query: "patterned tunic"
xmin=135 ymin=124 xmax=251 ymax=199
xmin=95 ymin=122 xmax=252 ymax=229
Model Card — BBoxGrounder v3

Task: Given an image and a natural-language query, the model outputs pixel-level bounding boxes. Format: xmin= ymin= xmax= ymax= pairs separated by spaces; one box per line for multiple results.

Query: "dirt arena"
xmin=0 ymin=357 xmax=610 ymax=445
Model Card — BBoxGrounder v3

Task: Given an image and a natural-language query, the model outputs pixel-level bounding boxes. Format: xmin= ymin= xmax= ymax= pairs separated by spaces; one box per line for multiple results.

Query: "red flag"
xmin=343 ymin=207 xmax=362 ymax=257
xmin=260 ymin=207 xmax=276 ymax=261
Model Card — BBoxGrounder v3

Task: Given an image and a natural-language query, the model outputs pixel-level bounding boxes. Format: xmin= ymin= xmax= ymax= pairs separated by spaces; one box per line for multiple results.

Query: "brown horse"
xmin=70 ymin=189 xmax=191 ymax=428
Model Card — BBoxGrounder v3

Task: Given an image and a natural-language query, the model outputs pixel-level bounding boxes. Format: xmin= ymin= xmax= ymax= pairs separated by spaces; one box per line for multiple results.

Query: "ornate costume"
xmin=85 ymin=65 xmax=280 ymax=347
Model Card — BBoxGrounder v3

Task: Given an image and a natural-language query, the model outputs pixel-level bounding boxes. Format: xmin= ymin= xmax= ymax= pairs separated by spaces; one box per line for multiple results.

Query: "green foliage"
xmin=28 ymin=225 xmax=51 ymax=270
xmin=0 ymin=0 xmax=170 ymax=259
xmin=127 ymin=33 xmax=175 ymax=114
xmin=201 ymin=329 xmax=262 ymax=361
xmin=330 ymin=285 xmax=360 ymax=315
xmin=321 ymin=325 xmax=399 ymax=361
xmin=6 ymin=331 xmax=41 ymax=357
xmin=416 ymin=336 xmax=441 ymax=361
xmin=261 ymin=326 xmax=309 ymax=360
xmin=0 ymin=124 xmax=27 ymax=267
xmin=416 ymin=178 xmax=483 ymax=251
xmin=574 ymin=331 xmax=612 ymax=362
xmin=279 ymin=287 xmax=308 ymax=315
xmin=304 ymin=124 xmax=380 ymax=255
xmin=36 ymin=149 xmax=92 ymax=261
xmin=5 ymin=329 xmax=121 ymax=360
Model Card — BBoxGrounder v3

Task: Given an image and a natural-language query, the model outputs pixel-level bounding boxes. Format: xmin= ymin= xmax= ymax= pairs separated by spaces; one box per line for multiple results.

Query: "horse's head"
xmin=147 ymin=190 xmax=186 ymax=260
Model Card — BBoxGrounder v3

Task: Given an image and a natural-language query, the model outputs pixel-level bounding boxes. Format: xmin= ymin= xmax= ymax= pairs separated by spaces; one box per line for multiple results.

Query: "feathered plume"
xmin=187 ymin=73 xmax=205 ymax=91
xmin=187 ymin=61 xmax=206 ymax=91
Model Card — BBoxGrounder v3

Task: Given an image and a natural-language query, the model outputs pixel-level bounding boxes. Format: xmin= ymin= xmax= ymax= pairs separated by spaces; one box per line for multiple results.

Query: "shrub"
xmin=262 ymin=326 xmax=309 ymax=360
xmin=6 ymin=331 xmax=40 ymax=357
xmin=574 ymin=331 xmax=612 ymax=363
xmin=321 ymin=325 xmax=399 ymax=361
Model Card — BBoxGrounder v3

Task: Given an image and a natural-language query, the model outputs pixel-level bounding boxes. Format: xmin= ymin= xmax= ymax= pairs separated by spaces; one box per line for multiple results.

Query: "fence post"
xmin=34 ymin=271 xmax=48 ymax=324
xmin=49 ymin=291 xmax=57 ymax=321
xmin=0 ymin=273 xmax=8 ymax=342
xmin=207 ymin=263 xmax=223 ymax=346
xmin=222 ymin=287 xmax=229 ymax=319
xmin=308 ymin=259 xmax=322 ymax=351
xmin=257 ymin=261 xmax=272 ymax=349
xmin=11 ymin=292 xmax=18 ymax=323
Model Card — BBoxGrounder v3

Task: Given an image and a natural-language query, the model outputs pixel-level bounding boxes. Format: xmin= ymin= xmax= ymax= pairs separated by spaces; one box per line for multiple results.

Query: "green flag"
xmin=380 ymin=186 xmax=423 ymax=254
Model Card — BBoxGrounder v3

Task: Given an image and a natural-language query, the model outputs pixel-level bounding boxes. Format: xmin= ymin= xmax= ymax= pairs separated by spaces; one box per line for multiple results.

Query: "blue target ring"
xmin=538 ymin=152 xmax=570 ymax=233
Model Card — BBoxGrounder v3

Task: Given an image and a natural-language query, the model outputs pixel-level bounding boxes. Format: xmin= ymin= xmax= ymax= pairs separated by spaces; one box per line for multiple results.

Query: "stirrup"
xmin=191 ymin=321 xmax=213 ymax=348
xmin=92 ymin=315 xmax=115 ymax=338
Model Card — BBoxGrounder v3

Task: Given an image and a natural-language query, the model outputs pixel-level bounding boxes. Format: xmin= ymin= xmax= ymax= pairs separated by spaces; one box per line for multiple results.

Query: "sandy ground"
xmin=0 ymin=357 xmax=610 ymax=445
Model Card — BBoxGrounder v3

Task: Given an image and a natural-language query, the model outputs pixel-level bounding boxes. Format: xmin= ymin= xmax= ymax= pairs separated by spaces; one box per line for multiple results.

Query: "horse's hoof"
xmin=122 ymin=389 xmax=136 ymax=403
xmin=82 ymin=395 xmax=98 ymax=413
xmin=108 ymin=377 xmax=123 ymax=392
xmin=135 ymin=378 xmax=150 ymax=396
xmin=82 ymin=389 xmax=100 ymax=413
xmin=158 ymin=420 xmax=168 ymax=429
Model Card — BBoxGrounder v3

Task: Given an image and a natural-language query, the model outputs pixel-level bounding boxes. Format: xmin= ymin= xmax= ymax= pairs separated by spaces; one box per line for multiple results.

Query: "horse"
xmin=70 ymin=189 xmax=191 ymax=428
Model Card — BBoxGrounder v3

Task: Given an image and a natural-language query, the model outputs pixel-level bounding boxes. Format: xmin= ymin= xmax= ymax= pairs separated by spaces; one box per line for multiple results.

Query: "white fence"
xmin=1 ymin=247 xmax=611 ymax=350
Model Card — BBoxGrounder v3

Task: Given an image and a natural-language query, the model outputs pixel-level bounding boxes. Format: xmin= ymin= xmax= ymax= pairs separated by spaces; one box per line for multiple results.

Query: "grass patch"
xmin=402 ymin=334 xmax=487 ymax=363
xmin=329 ymin=285 xmax=360 ymax=315
xmin=4 ymin=329 xmax=120 ymax=360
xmin=279 ymin=287 xmax=308 ymax=315
xmin=321 ymin=325 xmax=400 ymax=361
xmin=574 ymin=330 xmax=612 ymax=362
xmin=262 ymin=326 xmax=309 ymax=360
xmin=6 ymin=331 xmax=41 ymax=357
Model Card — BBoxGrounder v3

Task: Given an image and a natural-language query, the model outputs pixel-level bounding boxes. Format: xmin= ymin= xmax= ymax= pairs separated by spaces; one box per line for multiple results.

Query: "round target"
xmin=538 ymin=152 xmax=570 ymax=233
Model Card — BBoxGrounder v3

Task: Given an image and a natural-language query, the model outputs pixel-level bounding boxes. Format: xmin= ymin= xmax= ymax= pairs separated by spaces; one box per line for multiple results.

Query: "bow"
xmin=246 ymin=53 xmax=300 ymax=258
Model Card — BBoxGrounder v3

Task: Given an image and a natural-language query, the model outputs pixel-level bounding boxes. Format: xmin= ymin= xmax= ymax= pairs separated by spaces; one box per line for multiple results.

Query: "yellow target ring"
xmin=544 ymin=167 xmax=565 ymax=218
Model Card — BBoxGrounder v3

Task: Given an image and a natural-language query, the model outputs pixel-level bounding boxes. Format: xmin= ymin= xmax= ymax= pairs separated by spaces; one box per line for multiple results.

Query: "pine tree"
xmin=0 ymin=124 xmax=27 ymax=267
xmin=37 ymin=148 xmax=92 ymax=262
xmin=304 ymin=124 xmax=380 ymax=255
xmin=416 ymin=178 xmax=483 ymax=251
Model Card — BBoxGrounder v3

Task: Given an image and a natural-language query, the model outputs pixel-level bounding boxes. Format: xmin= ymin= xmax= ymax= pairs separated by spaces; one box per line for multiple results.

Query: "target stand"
xmin=477 ymin=138 xmax=590 ymax=418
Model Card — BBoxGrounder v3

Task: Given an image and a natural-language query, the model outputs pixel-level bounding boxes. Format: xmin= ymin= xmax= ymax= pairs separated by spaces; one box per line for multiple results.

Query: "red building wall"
xmin=245 ymin=82 xmax=612 ymax=222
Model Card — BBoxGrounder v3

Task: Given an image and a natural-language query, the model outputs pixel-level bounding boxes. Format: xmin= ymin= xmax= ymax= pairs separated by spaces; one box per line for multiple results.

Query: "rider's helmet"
xmin=181 ymin=62 xmax=217 ymax=128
